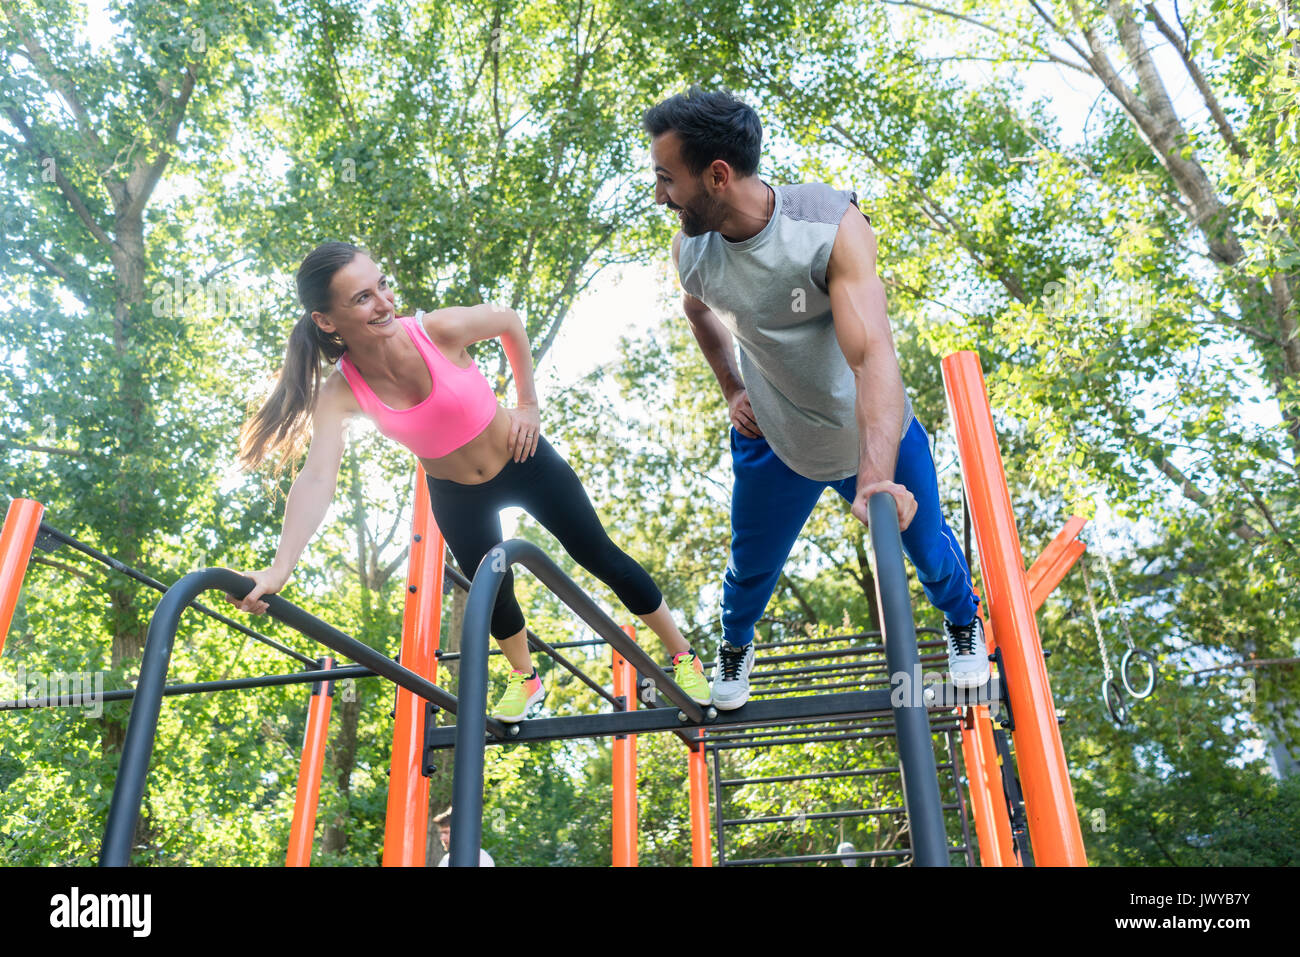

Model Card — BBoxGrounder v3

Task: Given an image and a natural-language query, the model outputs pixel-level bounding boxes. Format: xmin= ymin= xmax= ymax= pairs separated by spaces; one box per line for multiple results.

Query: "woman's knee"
xmin=490 ymin=594 xmax=526 ymax=641
xmin=565 ymin=534 xmax=625 ymax=575
xmin=601 ymin=558 xmax=663 ymax=616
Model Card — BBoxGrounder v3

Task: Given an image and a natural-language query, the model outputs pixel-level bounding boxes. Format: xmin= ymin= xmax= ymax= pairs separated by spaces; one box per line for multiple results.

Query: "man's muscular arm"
xmin=826 ymin=210 xmax=917 ymax=530
xmin=673 ymin=231 xmax=763 ymax=437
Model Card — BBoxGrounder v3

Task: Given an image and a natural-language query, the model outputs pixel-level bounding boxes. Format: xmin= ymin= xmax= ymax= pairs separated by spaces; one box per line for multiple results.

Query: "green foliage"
xmin=2 ymin=0 xmax=1296 ymax=868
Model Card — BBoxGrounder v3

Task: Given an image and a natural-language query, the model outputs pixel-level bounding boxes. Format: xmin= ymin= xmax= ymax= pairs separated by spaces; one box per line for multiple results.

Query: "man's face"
xmin=650 ymin=131 xmax=727 ymax=237
xmin=439 ymin=825 xmax=450 ymax=850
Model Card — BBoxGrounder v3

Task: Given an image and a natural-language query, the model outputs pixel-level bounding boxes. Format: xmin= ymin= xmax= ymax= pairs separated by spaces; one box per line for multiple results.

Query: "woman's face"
xmin=311 ymin=253 xmax=399 ymax=343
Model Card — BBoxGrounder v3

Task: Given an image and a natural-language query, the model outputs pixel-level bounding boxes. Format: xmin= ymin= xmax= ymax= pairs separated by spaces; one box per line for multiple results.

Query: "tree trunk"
xmin=444 ymin=584 xmax=466 ymax=689
xmin=102 ymin=211 xmax=155 ymax=856
xmin=322 ymin=692 xmax=362 ymax=854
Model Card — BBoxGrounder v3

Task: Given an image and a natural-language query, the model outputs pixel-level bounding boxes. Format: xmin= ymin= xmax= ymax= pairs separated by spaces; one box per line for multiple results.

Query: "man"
xmin=643 ymin=87 xmax=988 ymax=710
xmin=434 ymin=806 xmax=496 ymax=867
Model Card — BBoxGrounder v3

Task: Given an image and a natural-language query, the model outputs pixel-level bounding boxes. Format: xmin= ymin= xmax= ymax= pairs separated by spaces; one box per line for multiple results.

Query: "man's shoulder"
xmin=779 ymin=182 xmax=868 ymax=227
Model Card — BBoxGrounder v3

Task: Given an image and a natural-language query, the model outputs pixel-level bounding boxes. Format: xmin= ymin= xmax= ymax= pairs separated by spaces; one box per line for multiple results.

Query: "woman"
xmin=227 ymin=242 xmax=710 ymax=720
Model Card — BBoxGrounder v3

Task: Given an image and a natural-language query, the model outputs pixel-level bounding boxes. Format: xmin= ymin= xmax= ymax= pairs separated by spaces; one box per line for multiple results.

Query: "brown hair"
xmin=237 ymin=242 xmax=359 ymax=473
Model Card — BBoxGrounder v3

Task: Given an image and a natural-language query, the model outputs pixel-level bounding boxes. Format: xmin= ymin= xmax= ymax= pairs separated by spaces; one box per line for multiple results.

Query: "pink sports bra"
xmin=336 ymin=312 xmax=499 ymax=459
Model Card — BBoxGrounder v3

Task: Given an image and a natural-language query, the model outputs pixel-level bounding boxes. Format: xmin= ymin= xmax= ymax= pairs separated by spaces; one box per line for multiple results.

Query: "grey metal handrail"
xmin=99 ymin=567 xmax=499 ymax=866
xmin=448 ymin=539 xmax=709 ymax=866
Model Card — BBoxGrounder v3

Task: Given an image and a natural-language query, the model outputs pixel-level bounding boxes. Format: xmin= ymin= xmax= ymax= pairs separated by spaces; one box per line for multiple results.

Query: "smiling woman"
xmin=228 ymin=241 xmax=714 ymax=722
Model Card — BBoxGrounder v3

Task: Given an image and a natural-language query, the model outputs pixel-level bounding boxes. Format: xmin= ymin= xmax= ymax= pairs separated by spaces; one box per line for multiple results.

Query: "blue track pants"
xmin=722 ymin=417 xmax=978 ymax=647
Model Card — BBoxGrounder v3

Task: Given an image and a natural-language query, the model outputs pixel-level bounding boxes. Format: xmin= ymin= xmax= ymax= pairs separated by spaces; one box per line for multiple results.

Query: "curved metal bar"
xmin=1120 ymin=648 xmax=1158 ymax=699
xmin=37 ymin=522 xmax=318 ymax=667
xmin=450 ymin=539 xmax=708 ymax=866
xmin=100 ymin=567 xmax=488 ymax=867
xmin=520 ymin=628 xmax=621 ymax=709
xmin=444 ymin=560 xmax=618 ymax=707
xmin=870 ymin=493 xmax=949 ymax=867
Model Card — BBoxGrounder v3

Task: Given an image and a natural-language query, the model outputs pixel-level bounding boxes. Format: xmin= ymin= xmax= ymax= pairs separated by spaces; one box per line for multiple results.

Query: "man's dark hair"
xmin=433 ymin=806 xmax=453 ymax=827
xmin=643 ymin=86 xmax=762 ymax=177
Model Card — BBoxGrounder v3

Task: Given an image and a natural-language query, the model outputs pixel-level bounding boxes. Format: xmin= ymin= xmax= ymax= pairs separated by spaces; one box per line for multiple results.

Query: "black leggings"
xmin=426 ymin=436 xmax=663 ymax=640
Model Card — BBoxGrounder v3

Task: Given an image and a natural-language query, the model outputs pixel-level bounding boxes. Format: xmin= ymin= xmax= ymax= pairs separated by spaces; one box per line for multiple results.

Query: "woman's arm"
xmin=226 ymin=377 xmax=350 ymax=613
xmin=424 ymin=304 xmax=540 ymax=461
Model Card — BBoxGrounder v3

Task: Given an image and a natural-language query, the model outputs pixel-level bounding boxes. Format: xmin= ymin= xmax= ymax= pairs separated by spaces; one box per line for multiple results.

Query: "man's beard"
xmin=673 ymin=189 xmax=726 ymax=237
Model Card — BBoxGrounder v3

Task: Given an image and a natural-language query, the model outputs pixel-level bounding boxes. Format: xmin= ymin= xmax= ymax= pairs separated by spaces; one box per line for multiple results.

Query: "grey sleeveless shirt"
xmin=677 ymin=182 xmax=914 ymax=482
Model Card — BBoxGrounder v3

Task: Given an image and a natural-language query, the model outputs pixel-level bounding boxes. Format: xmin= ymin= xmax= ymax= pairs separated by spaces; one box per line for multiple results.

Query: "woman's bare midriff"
xmin=418 ymin=406 xmax=515 ymax=484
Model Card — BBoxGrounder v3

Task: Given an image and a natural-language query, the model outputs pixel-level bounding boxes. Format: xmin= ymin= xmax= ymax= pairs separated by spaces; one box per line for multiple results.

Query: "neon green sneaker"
xmin=493 ymin=669 xmax=545 ymax=723
xmin=673 ymin=652 xmax=712 ymax=706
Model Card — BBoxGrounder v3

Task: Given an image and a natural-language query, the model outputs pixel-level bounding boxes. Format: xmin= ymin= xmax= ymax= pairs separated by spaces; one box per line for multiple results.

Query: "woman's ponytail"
xmin=237 ymin=242 xmax=358 ymax=473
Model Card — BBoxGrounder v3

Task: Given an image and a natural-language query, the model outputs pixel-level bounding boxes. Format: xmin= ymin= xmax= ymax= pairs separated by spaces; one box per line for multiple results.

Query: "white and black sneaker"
xmin=712 ymin=641 xmax=756 ymax=711
xmin=944 ymin=615 xmax=990 ymax=689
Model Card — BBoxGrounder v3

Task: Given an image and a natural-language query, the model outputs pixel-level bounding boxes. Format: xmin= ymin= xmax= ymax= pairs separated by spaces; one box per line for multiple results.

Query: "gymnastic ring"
xmin=1121 ymin=648 xmax=1158 ymax=699
xmin=1103 ymin=676 xmax=1129 ymax=726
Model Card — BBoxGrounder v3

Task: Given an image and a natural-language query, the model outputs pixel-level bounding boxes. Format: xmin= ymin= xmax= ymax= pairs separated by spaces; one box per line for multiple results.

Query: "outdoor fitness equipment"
xmin=0 ymin=349 xmax=1090 ymax=868
xmin=1080 ymin=553 xmax=1157 ymax=726
xmin=1098 ymin=553 xmax=1158 ymax=699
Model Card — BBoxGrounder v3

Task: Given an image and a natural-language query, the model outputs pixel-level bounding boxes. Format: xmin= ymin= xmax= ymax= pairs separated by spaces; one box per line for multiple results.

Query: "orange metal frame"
xmin=5 ymin=385 xmax=1087 ymax=871
xmin=612 ymin=632 xmax=712 ymax=867
xmin=1027 ymin=517 xmax=1087 ymax=614
xmin=286 ymin=657 xmax=335 ymax=866
xmin=612 ymin=625 xmax=639 ymax=866
xmin=943 ymin=351 xmax=1088 ymax=867
xmin=382 ymin=467 xmax=447 ymax=866
xmin=961 ymin=702 xmax=1016 ymax=866
xmin=0 ymin=498 xmax=45 ymax=659
xmin=688 ymin=733 xmax=712 ymax=866
xmin=962 ymin=517 xmax=1086 ymax=867
xmin=958 ymin=595 xmax=1018 ymax=866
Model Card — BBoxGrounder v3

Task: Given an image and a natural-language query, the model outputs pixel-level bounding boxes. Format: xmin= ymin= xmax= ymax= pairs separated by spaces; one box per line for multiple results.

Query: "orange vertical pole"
xmin=962 ymin=520 xmax=1083 ymax=868
xmin=961 ymin=523 xmax=1083 ymax=867
xmin=286 ymin=657 xmax=335 ymax=866
xmin=961 ymin=705 xmax=1017 ymax=866
xmin=942 ymin=351 xmax=1087 ymax=866
xmin=958 ymin=707 xmax=996 ymax=865
xmin=977 ymin=705 xmax=1021 ymax=864
xmin=382 ymin=466 xmax=445 ymax=867
xmin=960 ymin=603 xmax=1017 ymax=866
xmin=0 ymin=499 xmax=45 ymax=659
xmin=611 ymin=624 xmax=638 ymax=867
xmin=688 ymin=733 xmax=712 ymax=866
